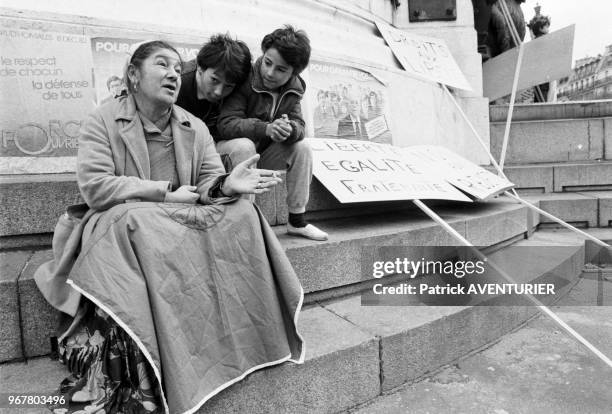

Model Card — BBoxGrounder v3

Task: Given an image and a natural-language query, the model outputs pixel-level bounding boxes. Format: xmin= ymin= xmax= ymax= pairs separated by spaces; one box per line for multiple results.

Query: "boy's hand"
xmin=266 ymin=117 xmax=292 ymax=142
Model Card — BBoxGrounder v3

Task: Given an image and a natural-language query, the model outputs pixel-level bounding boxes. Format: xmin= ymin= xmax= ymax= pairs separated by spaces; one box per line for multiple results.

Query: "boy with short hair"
xmin=218 ymin=25 xmax=328 ymax=241
xmin=176 ymin=33 xmax=252 ymax=139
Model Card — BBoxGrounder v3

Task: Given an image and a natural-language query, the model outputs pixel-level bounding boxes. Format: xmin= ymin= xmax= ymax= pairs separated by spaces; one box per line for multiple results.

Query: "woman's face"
xmin=260 ymin=48 xmax=293 ymax=91
xmin=132 ymin=48 xmax=182 ymax=108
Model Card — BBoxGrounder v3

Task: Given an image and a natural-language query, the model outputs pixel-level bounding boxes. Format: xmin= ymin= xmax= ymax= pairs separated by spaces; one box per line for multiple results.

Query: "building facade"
xmin=557 ymin=44 xmax=612 ymax=101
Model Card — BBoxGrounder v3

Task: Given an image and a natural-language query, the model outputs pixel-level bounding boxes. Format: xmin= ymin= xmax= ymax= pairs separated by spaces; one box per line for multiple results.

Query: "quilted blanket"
xmin=40 ymin=200 xmax=304 ymax=413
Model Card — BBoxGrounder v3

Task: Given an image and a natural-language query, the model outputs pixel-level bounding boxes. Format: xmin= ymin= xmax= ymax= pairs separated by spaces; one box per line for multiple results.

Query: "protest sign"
xmin=307 ymin=138 xmax=472 ymax=203
xmin=376 ymin=21 xmax=471 ymax=91
xmin=0 ymin=20 xmax=95 ymax=173
xmin=483 ymin=25 xmax=574 ymax=101
xmin=406 ymin=145 xmax=515 ymax=200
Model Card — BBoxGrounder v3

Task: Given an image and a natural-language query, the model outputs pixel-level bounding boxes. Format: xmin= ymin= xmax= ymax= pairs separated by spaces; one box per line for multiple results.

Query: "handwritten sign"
xmin=483 ymin=25 xmax=575 ymax=101
xmin=376 ymin=21 xmax=471 ymax=91
xmin=307 ymin=138 xmax=472 ymax=203
xmin=405 ymin=146 xmax=515 ymax=200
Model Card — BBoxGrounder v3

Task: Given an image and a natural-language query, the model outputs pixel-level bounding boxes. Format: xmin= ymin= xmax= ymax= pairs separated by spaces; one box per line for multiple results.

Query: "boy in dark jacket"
xmin=176 ymin=34 xmax=252 ymax=140
xmin=218 ymin=26 xmax=328 ymax=241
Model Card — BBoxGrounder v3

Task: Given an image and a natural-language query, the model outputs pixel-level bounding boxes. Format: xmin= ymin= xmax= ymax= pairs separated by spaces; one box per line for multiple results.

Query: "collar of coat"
xmin=114 ymin=94 xmax=193 ymax=127
xmin=112 ymin=94 xmax=196 ymax=183
xmin=251 ymin=56 xmax=306 ymax=97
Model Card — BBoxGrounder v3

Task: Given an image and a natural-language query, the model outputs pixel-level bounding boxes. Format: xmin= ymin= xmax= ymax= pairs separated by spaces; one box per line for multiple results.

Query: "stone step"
xmin=0 ymin=249 xmax=60 ymax=363
xmin=278 ymin=198 xmax=533 ymax=301
xmin=0 ymin=173 xmax=421 ymax=246
xmin=0 ymin=197 xmax=533 ymax=362
xmin=489 ymin=100 xmax=612 ymax=168
xmin=0 ymin=228 xmax=593 ymax=414
xmin=4 ymin=192 xmax=610 ymax=363
xmin=521 ymin=190 xmax=612 ymax=229
xmin=6 ymin=154 xmax=612 ymax=248
xmin=494 ymin=161 xmax=612 ymax=193
xmin=489 ymin=117 xmax=612 ymax=165
xmin=489 ymin=100 xmax=612 ymax=122
xmin=7 ymin=160 xmax=604 ymax=250
xmin=0 ymin=174 xmax=82 ymax=248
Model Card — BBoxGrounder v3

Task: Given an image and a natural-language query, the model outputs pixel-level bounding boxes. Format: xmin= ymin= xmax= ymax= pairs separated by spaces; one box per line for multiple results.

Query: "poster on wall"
xmin=306 ymin=60 xmax=393 ymax=144
xmin=0 ymin=19 xmax=95 ymax=173
xmin=91 ymin=37 xmax=202 ymax=104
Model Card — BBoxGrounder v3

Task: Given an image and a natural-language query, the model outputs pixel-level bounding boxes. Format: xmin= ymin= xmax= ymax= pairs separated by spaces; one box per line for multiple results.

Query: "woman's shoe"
xmin=287 ymin=223 xmax=328 ymax=241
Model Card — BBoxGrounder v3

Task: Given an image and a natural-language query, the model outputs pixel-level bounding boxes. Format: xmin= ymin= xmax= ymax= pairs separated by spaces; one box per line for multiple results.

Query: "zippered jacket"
xmin=217 ymin=57 xmax=306 ymax=152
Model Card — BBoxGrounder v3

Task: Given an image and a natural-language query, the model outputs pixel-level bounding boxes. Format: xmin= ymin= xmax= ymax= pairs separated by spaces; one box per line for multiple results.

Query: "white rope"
xmin=412 ymin=199 xmax=612 ymax=369
xmin=499 ymin=42 xmax=525 ymax=171
xmin=442 ymin=85 xmax=507 ymax=178
xmin=493 ymin=0 xmax=524 ymax=171
xmin=413 ymin=200 xmax=471 ymax=246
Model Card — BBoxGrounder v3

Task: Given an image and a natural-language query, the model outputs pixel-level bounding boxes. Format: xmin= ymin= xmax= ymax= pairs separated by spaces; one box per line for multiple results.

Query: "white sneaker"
xmin=287 ymin=223 xmax=328 ymax=241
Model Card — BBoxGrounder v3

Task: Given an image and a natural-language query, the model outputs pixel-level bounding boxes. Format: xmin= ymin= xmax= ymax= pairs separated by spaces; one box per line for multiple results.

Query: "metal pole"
xmin=442 ymin=85 xmax=507 ymax=179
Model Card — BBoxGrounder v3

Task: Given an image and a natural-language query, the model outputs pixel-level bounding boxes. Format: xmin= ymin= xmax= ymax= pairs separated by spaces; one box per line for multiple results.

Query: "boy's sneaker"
xmin=287 ymin=223 xmax=328 ymax=241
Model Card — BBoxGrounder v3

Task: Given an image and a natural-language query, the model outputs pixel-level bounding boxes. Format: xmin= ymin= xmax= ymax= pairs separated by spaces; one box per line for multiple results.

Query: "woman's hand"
xmin=164 ymin=185 xmax=200 ymax=203
xmin=266 ymin=117 xmax=292 ymax=142
xmin=222 ymin=154 xmax=282 ymax=195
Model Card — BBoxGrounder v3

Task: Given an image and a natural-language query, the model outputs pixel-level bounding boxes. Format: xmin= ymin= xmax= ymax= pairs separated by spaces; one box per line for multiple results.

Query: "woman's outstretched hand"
xmin=164 ymin=185 xmax=200 ymax=203
xmin=223 ymin=154 xmax=282 ymax=195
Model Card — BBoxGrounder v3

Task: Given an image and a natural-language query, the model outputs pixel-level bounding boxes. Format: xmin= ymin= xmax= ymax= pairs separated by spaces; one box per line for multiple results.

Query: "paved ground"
xmin=350 ymin=270 xmax=612 ymax=414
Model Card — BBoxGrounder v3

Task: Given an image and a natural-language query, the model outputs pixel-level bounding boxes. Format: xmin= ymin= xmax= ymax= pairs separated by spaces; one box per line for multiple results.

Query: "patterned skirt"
xmin=52 ymin=301 xmax=163 ymax=414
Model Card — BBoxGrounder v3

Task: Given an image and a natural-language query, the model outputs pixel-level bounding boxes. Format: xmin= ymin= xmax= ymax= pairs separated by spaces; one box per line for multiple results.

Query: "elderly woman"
xmin=35 ymin=40 xmax=304 ymax=414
